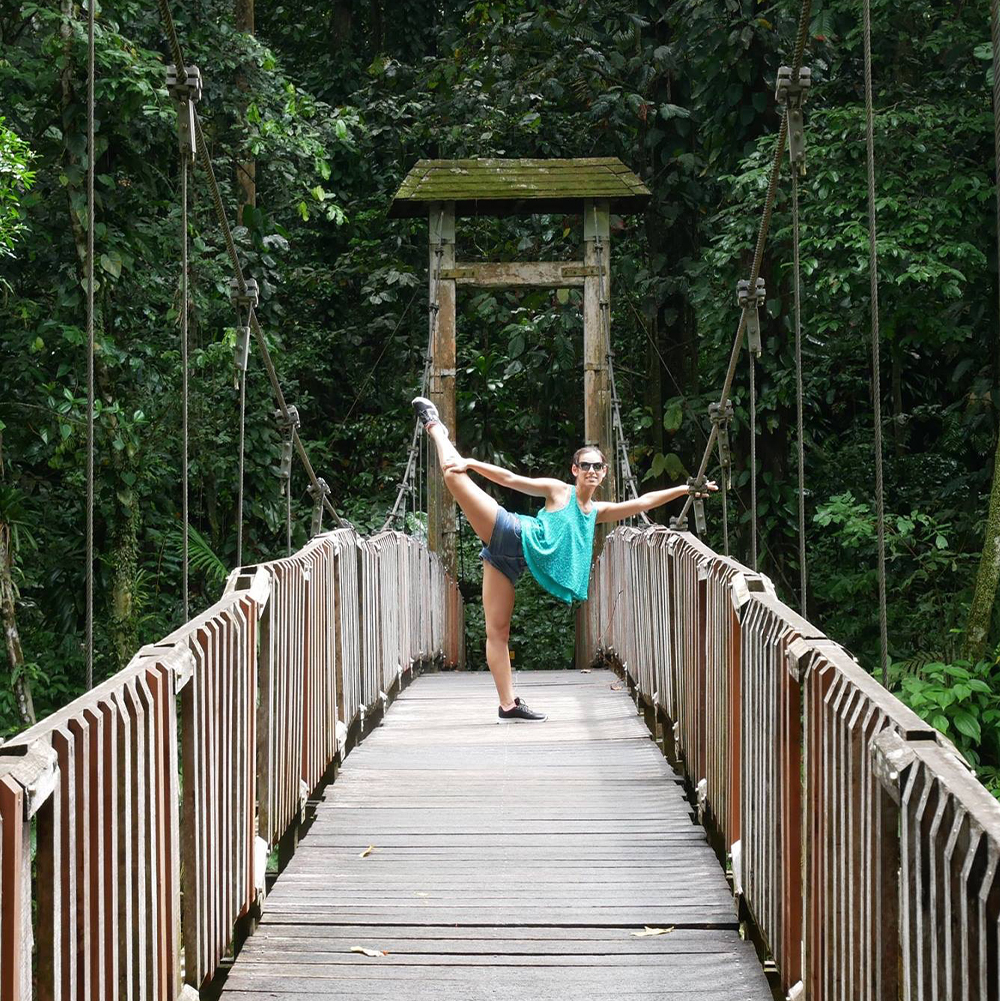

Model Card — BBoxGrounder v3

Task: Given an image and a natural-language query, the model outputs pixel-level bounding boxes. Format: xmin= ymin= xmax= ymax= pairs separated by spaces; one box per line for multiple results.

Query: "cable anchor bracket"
xmin=229 ymin=278 xmax=259 ymax=375
xmin=709 ymin=400 xmax=735 ymax=488
xmin=308 ymin=477 xmax=331 ymax=538
xmin=274 ymin=406 xmax=300 ymax=486
xmin=166 ymin=65 xmax=202 ymax=163
xmin=737 ymin=277 xmax=766 ymax=357
xmin=775 ymin=65 xmax=811 ymax=173
xmin=275 ymin=404 xmax=301 ymax=433
xmin=687 ymin=476 xmax=709 ymax=535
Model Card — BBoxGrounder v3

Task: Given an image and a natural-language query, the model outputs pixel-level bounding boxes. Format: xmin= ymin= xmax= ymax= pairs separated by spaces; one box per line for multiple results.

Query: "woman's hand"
xmin=443 ymin=454 xmax=471 ymax=475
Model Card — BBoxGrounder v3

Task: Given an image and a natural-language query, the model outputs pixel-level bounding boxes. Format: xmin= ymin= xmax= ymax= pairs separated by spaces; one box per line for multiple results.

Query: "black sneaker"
xmin=498 ymin=697 xmax=547 ymax=723
xmin=412 ymin=396 xmax=443 ymax=431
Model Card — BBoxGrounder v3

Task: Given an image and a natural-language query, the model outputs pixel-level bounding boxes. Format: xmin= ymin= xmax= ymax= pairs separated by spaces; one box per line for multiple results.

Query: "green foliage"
xmin=894 ymin=658 xmax=1000 ymax=792
xmin=0 ymin=0 xmax=997 ymax=779
xmin=0 ymin=116 xmax=34 ymax=260
xmin=811 ymin=492 xmax=975 ymax=666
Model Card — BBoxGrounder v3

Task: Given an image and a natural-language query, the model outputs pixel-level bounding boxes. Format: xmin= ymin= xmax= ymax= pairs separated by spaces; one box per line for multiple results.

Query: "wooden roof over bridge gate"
xmin=389 ymin=157 xmax=651 ymax=218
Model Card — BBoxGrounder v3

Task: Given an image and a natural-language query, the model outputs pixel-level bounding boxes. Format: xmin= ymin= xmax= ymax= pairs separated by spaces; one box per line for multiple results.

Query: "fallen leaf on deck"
xmin=350 ymin=946 xmax=387 ymax=957
xmin=611 ymin=683 xmax=624 ymax=691
xmin=631 ymin=926 xmax=675 ymax=937
xmin=414 ymin=891 xmax=429 ymax=897
xmin=581 ymin=668 xmax=591 ymax=674
xmin=359 ymin=844 xmax=375 ymax=858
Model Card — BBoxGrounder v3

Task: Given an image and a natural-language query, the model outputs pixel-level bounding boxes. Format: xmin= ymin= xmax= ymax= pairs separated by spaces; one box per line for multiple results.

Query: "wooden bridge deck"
xmin=218 ymin=669 xmax=771 ymax=1000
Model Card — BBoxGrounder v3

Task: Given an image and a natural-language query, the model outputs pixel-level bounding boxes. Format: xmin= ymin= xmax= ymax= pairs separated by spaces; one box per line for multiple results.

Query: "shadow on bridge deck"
xmin=216 ymin=669 xmax=770 ymax=1000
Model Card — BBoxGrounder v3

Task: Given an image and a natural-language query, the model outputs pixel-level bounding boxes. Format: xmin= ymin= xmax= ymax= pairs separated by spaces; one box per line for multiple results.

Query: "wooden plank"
xmin=439 ymin=262 xmax=592 ymax=287
xmin=217 ymin=671 xmax=770 ymax=1001
xmin=0 ymin=775 xmax=27 ymax=1001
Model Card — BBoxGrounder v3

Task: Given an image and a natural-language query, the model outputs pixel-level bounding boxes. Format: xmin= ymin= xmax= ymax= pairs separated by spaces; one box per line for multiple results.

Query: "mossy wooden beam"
xmin=390 ymin=157 xmax=650 ymax=219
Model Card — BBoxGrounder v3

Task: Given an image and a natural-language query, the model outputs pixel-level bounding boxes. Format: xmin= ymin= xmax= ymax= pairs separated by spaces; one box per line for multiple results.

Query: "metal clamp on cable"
xmin=737 ymin=277 xmax=766 ymax=357
xmin=308 ymin=477 xmax=331 ymax=537
xmin=229 ymin=277 xmax=259 ymax=374
xmin=709 ymin=400 xmax=734 ymax=488
xmin=669 ymin=513 xmax=688 ymax=532
xmin=687 ymin=476 xmax=709 ymax=535
xmin=775 ymin=65 xmax=811 ymax=173
xmin=229 ymin=277 xmax=259 ymax=319
xmin=278 ymin=439 xmax=293 ymax=485
xmin=166 ymin=64 xmax=202 ymax=163
xmin=274 ymin=405 xmax=300 ymax=481
xmin=274 ymin=404 xmax=300 ymax=432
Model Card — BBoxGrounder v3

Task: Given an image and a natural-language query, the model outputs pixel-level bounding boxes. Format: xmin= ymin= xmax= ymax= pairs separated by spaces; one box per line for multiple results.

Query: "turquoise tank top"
xmin=518 ymin=491 xmax=598 ymax=603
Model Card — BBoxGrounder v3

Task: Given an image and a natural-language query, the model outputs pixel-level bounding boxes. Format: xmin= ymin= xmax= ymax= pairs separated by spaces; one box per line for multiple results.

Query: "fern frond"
xmin=172 ymin=525 xmax=230 ymax=588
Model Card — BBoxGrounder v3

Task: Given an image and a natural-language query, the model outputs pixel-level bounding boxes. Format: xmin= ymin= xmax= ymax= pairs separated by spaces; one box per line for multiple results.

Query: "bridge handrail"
xmin=584 ymin=525 xmax=1000 ymax=1000
xmin=0 ymin=528 xmax=463 ymax=1000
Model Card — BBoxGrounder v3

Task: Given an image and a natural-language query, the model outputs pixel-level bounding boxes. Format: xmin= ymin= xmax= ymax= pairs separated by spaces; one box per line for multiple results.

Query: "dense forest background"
xmin=3 ymin=0 xmax=1000 ymax=779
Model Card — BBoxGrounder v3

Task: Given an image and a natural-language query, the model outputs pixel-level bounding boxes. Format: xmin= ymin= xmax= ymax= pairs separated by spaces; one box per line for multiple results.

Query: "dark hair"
xmin=572 ymin=445 xmax=607 ymax=466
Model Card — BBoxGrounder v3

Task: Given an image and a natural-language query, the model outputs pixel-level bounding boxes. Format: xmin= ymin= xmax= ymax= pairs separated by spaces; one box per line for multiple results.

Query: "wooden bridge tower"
xmin=390 ymin=158 xmax=651 ymax=572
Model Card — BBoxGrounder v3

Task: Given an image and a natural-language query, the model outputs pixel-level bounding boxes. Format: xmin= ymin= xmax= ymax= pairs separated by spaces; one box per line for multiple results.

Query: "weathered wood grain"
xmin=218 ymin=671 xmax=769 ymax=1000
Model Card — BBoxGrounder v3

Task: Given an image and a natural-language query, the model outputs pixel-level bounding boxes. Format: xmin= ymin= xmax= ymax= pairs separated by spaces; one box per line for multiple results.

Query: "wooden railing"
xmin=582 ymin=526 xmax=1000 ymax=1000
xmin=0 ymin=527 xmax=462 ymax=1001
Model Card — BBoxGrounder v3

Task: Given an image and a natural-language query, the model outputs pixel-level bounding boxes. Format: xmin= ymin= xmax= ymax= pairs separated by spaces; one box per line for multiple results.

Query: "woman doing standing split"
xmin=412 ymin=397 xmax=717 ymax=722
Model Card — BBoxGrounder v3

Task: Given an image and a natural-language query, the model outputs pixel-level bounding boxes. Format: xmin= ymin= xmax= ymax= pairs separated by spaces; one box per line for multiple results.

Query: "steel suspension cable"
xmin=85 ymin=0 xmax=96 ymax=688
xmin=749 ymin=355 xmax=758 ymax=570
xmin=236 ymin=361 xmax=247 ymax=566
xmin=180 ymin=158 xmax=190 ymax=619
xmin=593 ymin=224 xmax=649 ymax=524
xmin=382 ymin=222 xmax=442 ymax=533
xmin=791 ymin=170 xmax=807 ymax=614
xmin=285 ymin=462 xmax=292 ymax=555
xmin=188 ymin=113 xmax=345 ymax=528
xmin=676 ymin=0 xmax=813 ymax=528
xmin=993 ymin=0 xmax=1000 ymax=356
xmin=862 ymin=0 xmax=889 ymax=677
xmin=157 ymin=0 xmax=350 ymax=530
xmin=625 ymin=291 xmax=753 ymax=541
xmin=720 ymin=466 xmax=730 ymax=555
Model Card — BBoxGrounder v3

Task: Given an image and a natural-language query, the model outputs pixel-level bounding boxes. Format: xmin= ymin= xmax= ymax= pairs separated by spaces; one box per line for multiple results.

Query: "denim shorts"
xmin=481 ymin=506 xmax=528 ymax=586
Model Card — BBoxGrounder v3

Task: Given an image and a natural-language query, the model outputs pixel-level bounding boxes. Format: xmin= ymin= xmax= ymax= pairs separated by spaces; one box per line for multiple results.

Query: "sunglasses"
xmin=577 ymin=461 xmax=607 ymax=472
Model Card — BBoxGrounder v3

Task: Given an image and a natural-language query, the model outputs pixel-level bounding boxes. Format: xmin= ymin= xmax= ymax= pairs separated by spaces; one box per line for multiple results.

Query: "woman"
xmin=412 ymin=396 xmax=716 ymax=722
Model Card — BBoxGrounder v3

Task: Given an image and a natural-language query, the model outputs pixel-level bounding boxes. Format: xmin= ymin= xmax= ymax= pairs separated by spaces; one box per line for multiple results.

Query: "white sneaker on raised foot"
xmin=498 ymin=697 xmax=547 ymax=723
xmin=412 ymin=396 xmax=447 ymax=434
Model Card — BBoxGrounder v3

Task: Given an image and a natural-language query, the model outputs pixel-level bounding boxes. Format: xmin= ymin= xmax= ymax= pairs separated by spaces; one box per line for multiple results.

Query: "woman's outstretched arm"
xmin=444 ymin=454 xmax=564 ymax=500
xmin=595 ymin=482 xmax=717 ymax=524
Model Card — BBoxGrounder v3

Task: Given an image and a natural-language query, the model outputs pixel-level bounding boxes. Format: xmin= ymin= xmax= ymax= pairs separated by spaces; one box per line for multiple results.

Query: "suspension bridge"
xmin=3 ymin=0 xmax=1000 ymax=998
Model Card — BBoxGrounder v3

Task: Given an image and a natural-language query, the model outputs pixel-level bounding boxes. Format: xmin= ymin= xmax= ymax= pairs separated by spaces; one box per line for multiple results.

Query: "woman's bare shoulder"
xmin=543 ymin=482 xmax=574 ymax=512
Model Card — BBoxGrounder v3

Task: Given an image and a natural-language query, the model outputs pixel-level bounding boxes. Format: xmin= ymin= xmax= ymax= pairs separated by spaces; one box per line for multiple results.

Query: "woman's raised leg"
xmin=425 ymin=423 xmax=498 ymax=544
xmin=482 ymin=561 xmax=516 ymax=709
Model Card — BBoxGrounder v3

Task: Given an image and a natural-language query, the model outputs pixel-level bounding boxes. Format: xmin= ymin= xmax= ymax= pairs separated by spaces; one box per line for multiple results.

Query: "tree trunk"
xmin=891 ymin=346 xmax=904 ymax=457
xmin=368 ymin=0 xmax=383 ymax=53
xmin=235 ymin=0 xmax=256 ymax=226
xmin=0 ymin=523 xmax=34 ymax=727
xmin=330 ymin=0 xmax=353 ymax=50
xmin=967 ymin=11 xmax=1000 ymax=665
xmin=965 ymin=428 xmax=1000 ymax=662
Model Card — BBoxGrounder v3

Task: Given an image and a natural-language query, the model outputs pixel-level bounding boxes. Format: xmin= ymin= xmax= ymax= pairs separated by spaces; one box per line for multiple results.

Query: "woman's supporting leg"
xmin=426 ymin=424 xmax=498 ymax=544
xmin=482 ymin=561 xmax=516 ymax=708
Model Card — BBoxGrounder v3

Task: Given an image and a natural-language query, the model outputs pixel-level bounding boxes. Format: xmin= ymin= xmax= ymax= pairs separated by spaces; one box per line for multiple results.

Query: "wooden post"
xmin=428 ymin=202 xmax=457 ymax=576
xmin=584 ymin=199 xmax=614 ymax=550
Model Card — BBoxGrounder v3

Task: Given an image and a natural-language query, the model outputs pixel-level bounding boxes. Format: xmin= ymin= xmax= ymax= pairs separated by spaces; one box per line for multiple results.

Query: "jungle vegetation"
xmin=2 ymin=0 xmax=1000 ymax=781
